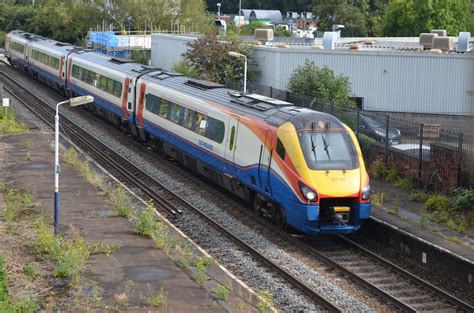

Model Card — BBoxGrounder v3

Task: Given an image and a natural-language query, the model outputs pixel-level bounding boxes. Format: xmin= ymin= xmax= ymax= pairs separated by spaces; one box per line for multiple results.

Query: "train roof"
xmin=72 ymin=51 xmax=156 ymax=77
xmin=141 ymin=73 xmax=345 ymax=128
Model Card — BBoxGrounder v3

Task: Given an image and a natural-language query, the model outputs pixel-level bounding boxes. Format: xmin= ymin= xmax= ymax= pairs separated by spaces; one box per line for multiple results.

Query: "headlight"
xmin=361 ymin=183 xmax=371 ymax=200
xmin=299 ymin=182 xmax=318 ymax=202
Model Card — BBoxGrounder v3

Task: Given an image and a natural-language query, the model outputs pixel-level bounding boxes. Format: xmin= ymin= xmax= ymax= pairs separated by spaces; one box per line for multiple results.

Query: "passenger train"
xmin=4 ymin=30 xmax=372 ymax=235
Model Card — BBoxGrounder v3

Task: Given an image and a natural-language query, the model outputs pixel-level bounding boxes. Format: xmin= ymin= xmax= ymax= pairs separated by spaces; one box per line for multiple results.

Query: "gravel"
xmin=2 ymin=63 xmax=376 ymax=312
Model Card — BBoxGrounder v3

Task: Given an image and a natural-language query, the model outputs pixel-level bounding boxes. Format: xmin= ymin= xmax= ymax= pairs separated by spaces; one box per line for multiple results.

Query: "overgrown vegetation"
xmin=172 ymin=58 xmax=199 ymax=79
xmin=212 ymin=283 xmax=231 ymax=301
xmin=0 ymin=108 xmax=28 ymax=134
xmin=256 ymin=289 xmax=274 ymax=313
xmin=146 ymin=288 xmax=168 ymax=308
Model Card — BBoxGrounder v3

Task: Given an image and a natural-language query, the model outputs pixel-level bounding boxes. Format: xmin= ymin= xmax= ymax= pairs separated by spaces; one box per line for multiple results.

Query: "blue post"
xmin=54 ymin=191 xmax=59 ymax=235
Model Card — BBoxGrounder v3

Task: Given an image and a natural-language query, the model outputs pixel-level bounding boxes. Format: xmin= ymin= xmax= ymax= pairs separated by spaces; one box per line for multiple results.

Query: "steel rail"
xmin=0 ymin=69 xmax=342 ymax=312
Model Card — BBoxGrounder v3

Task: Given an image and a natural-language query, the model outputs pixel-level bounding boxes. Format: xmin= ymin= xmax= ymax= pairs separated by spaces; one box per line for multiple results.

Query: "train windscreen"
xmin=299 ymin=131 xmax=358 ymax=170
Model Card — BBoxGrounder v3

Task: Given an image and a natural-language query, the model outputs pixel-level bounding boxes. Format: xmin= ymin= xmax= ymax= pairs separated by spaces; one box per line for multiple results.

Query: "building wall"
xmin=150 ymin=34 xmax=474 ymax=116
xmin=151 ymin=34 xmax=196 ymax=71
xmin=253 ymin=46 xmax=474 ymax=116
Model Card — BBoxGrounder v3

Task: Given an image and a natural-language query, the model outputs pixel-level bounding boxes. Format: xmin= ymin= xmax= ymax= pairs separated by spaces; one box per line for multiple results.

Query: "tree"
xmin=382 ymin=0 xmax=471 ymax=36
xmin=183 ymin=33 xmax=258 ymax=84
xmin=288 ymin=60 xmax=355 ymax=107
xmin=313 ymin=0 xmax=369 ymax=37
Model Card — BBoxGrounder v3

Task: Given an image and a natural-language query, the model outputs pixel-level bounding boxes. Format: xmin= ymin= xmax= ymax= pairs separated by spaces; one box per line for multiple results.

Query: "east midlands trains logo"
xmin=198 ymin=140 xmax=214 ymax=152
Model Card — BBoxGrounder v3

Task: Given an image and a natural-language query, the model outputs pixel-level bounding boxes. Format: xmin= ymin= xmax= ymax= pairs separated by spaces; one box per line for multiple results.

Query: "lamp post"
xmin=228 ymin=51 xmax=247 ymax=94
xmin=217 ymin=3 xmax=221 ymax=18
xmin=54 ymin=95 xmax=94 ymax=235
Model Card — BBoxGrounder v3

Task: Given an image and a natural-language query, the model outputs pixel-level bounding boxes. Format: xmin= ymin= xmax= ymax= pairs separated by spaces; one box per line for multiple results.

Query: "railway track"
xmin=0 ymin=69 xmax=343 ymax=312
xmin=2 ymin=64 xmax=472 ymax=312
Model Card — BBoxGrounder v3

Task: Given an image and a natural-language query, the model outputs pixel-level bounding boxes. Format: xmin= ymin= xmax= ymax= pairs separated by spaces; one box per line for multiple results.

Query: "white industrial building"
xmin=151 ymin=33 xmax=474 ymax=118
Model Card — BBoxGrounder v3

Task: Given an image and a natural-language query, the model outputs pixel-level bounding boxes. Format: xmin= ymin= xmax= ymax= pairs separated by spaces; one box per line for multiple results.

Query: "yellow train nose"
xmin=310 ymin=169 xmax=361 ymax=198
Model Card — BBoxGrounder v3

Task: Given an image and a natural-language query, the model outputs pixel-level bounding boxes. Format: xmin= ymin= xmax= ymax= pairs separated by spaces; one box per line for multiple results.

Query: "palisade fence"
xmin=225 ymin=81 xmax=473 ymax=191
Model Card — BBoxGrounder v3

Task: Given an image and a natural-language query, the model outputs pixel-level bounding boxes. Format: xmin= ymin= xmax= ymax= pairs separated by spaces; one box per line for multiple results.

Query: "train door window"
xmin=229 ymin=126 xmax=236 ymax=150
xmin=276 ymin=138 xmax=286 ymax=160
xmin=145 ymin=93 xmax=160 ymax=114
xmin=182 ymin=108 xmax=195 ymax=130
xmin=158 ymin=99 xmax=169 ymax=118
xmin=112 ymin=80 xmax=122 ymax=98
xmin=205 ymin=117 xmax=225 ymax=143
xmin=169 ymin=103 xmax=181 ymax=124
xmin=194 ymin=113 xmax=207 ymax=136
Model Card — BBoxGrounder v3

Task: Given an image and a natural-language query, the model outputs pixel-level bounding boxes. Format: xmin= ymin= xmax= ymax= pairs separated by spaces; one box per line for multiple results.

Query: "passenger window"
xmin=194 ymin=113 xmax=207 ymax=136
xmin=182 ymin=108 xmax=195 ymax=129
xmin=145 ymin=93 xmax=160 ymax=114
xmin=229 ymin=126 xmax=236 ymax=150
xmin=276 ymin=138 xmax=286 ymax=160
xmin=205 ymin=117 xmax=225 ymax=143
xmin=169 ymin=103 xmax=181 ymax=124
xmin=159 ymin=99 xmax=169 ymax=118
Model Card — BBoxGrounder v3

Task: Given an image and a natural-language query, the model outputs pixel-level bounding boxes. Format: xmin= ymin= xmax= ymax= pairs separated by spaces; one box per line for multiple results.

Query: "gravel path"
xmin=2 ymin=64 xmax=376 ymax=311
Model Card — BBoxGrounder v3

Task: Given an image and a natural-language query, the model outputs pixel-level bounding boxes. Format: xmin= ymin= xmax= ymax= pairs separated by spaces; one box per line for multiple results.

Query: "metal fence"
xmin=225 ymin=81 xmax=473 ymax=191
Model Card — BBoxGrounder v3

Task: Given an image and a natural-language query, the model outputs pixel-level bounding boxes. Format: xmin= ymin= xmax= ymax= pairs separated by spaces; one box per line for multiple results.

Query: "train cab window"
xmin=169 ymin=103 xmax=182 ymax=124
xmin=205 ymin=117 xmax=225 ymax=143
xmin=194 ymin=113 xmax=207 ymax=136
xmin=182 ymin=108 xmax=195 ymax=130
xmin=276 ymin=138 xmax=286 ymax=160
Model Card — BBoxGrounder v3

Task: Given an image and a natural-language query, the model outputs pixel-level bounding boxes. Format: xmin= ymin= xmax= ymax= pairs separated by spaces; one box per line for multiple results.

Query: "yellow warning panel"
xmin=334 ymin=206 xmax=350 ymax=213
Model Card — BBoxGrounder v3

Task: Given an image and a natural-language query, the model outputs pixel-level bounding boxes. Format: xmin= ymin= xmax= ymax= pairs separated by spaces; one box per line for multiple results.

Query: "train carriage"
xmin=4 ymin=30 xmax=32 ymax=69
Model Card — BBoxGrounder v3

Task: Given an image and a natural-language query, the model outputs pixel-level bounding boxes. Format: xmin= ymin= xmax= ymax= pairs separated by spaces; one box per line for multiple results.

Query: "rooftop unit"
xmin=432 ymin=36 xmax=453 ymax=51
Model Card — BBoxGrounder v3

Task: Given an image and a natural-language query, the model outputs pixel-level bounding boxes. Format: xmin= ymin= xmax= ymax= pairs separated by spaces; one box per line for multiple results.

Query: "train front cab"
xmin=275 ymin=116 xmax=372 ymax=235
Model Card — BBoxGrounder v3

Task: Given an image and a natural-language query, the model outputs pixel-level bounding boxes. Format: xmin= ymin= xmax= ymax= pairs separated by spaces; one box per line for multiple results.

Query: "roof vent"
xmin=323 ymin=31 xmax=339 ymax=50
xmin=254 ymin=29 xmax=274 ymax=42
xmin=55 ymin=42 xmax=69 ymax=47
xmin=458 ymin=32 xmax=471 ymax=52
xmin=419 ymin=33 xmax=437 ymax=50
xmin=109 ymin=57 xmax=135 ymax=64
xmin=185 ymin=79 xmax=224 ymax=90
xmin=431 ymin=29 xmax=447 ymax=37
xmin=432 ymin=36 xmax=453 ymax=51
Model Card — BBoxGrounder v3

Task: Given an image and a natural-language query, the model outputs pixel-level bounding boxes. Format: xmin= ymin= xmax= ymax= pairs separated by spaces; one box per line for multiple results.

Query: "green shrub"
xmin=212 ymin=284 xmax=231 ymax=301
xmin=111 ymin=186 xmax=133 ymax=218
xmin=134 ymin=206 xmax=157 ymax=237
xmin=368 ymin=158 xmax=385 ymax=179
xmin=34 ymin=219 xmax=61 ymax=257
xmin=0 ymin=32 xmax=6 ymax=48
xmin=146 ymin=288 xmax=168 ymax=307
xmin=394 ymin=178 xmax=412 ymax=190
xmin=425 ymin=194 xmax=451 ymax=211
xmin=256 ymin=289 xmax=274 ymax=313
xmin=385 ymin=166 xmax=399 ymax=183
xmin=172 ymin=58 xmax=199 ymax=78
xmin=409 ymin=192 xmax=428 ymax=202
xmin=452 ymin=188 xmax=474 ymax=212
xmin=22 ymin=263 xmax=38 ymax=281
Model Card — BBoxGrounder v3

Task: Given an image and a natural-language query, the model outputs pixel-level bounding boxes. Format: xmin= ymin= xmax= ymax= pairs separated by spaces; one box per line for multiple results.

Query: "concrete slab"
xmin=0 ymin=130 xmax=255 ymax=311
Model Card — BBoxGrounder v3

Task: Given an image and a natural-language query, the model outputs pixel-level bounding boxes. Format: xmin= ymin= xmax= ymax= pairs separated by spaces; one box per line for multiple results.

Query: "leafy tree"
xmin=274 ymin=27 xmax=292 ymax=37
xmin=172 ymin=58 xmax=199 ymax=78
xmin=313 ymin=0 xmax=369 ymax=37
xmin=183 ymin=33 xmax=258 ymax=84
xmin=238 ymin=21 xmax=269 ymax=36
xmin=382 ymin=0 xmax=471 ymax=36
xmin=288 ymin=60 xmax=355 ymax=107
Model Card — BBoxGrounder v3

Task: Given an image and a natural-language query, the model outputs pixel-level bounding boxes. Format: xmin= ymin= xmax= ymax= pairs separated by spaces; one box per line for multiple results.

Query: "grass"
xmin=146 ymin=288 xmax=168 ymax=307
xmin=212 ymin=284 xmax=231 ymax=302
xmin=193 ymin=256 xmax=214 ymax=287
xmin=0 ymin=186 xmax=33 ymax=222
xmin=371 ymin=191 xmax=389 ymax=209
xmin=111 ymin=186 xmax=133 ymax=218
xmin=134 ymin=204 xmax=158 ymax=237
xmin=0 ymin=108 xmax=28 ymax=134
xmin=409 ymin=192 xmax=428 ymax=202
xmin=22 ymin=263 xmax=39 ymax=281
xmin=62 ymin=147 xmax=103 ymax=188
xmin=256 ymin=289 xmax=274 ymax=313
xmin=446 ymin=236 xmax=463 ymax=245
xmin=26 ymin=151 xmax=32 ymax=161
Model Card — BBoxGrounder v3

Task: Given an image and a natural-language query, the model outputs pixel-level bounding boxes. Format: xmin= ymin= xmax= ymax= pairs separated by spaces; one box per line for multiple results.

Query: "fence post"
xmin=385 ymin=115 xmax=390 ymax=165
xmin=457 ymin=132 xmax=464 ymax=187
xmin=270 ymin=86 xmax=273 ymax=98
xmin=356 ymin=110 xmax=360 ymax=139
xmin=418 ymin=124 xmax=424 ymax=185
xmin=286 ymin=91 xmax=290 ymax=102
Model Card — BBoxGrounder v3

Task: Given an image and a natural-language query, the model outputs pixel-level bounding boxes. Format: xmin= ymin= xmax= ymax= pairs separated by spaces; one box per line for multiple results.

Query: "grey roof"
xmin=249 ymin=10 xmax=284 ymax=24
xmin=240 ymin=9 xmax=252 ymax=20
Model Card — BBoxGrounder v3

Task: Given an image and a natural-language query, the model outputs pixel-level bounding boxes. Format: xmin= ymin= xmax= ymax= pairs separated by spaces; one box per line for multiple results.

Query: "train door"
xmin=258 ymin=130 xmax=274 ymax=195
xmin=225 ymin=115 xmax=239 ymax=176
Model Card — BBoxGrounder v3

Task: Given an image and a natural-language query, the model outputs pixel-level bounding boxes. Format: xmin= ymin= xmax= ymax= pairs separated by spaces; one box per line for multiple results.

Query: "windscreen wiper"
xmin=310 ymin=122 xmax=318 ymax=161
xmin=322 ymin=122 xmax=331 ymax=160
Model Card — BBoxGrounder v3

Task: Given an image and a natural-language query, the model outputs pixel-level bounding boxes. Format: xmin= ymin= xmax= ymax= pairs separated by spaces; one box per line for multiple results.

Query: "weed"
xmin=26 ymin=152 xmax=32 ymax=161
xmin=212 ymin=284 xmax=231 ymax=302
xmin=430 ymin=211 xmax=449 ymax=224
xmin=134 ymin=205 xmax=157 ymax=237
xmin=22 ymin=263 xmax=38 ymax=281
xmin=111 ymin=186 xmax=133 ymax=218
xmin=89 ymin=242 xmax=120 ymax=256
xmin=385 ymin=166 xmax=399 ymax=183
xmin=194 ymin=267 xmax=207 ymax=287
xmin=0 ymin=109 xmax=28 ymax=134
xmin=410 ymin=192 xmax=427 ymax=202
xmin=425 ymin=194 xmax=451 ymax=211
xmin=457 ymin=221 xmax=466 ymax=234
xmin=446 ymin=236 xmax=463 ymax=245
xmin=371 ymin=192 xmax=389 ymax=209
xmin=23 ymin=138 xmax=33 ymax=148
xmin=0 ymin=187 xmax=33 ymax=222
xmin=368 ymin=158 xmax=385 ymax=179
xmin=446 ymin=219 xmax=457 ymax=230
xmin=5 ymin=224 xmax=18 ymax=235
xmin=34 ymin=218 xmax=61 ymax=257
xmin=193 ymin=256 xmax=213 ymax=287
xmin=146 ymin=288 xmax=168 ymax=307
xmin=256 ymin=289 xmax=274 ymax=313
xmin=419 ymin=209 xmax=427 ymax=228
xmin=63 ymin=147 xmax=79 ymax=165
xmin=0 ymin=257 xmax=8 ymax=304
xmin=194 ymin=256 xmax=214 ymax=268
xmin=452 ymin=188 xmax=474 ymax=212
xmin=394 ymin=178 xmax=412 ymax=190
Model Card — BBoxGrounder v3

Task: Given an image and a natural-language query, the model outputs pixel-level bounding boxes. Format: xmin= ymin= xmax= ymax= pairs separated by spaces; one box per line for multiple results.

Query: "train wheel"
xmin=274 ymin=205 xmax=287 ymax=230
xmin=253 ymin=196 xmax=264 ymax=217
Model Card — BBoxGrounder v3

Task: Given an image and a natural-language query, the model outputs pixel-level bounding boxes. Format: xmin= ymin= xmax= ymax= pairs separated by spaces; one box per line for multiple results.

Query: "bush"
xmin=172 ymin=58 xmax=199 ymax=79
xmin=134 ymin=205 xmax=157 ymax=237
xmin=425 ymin=194 xmax=451 ymax=211
xmin=385 ymin=167 xmax=399 ymax=183
xmin=0 ymin=31 xmax=6 ymax=48
xmin=368 ymin=158 xmax=385 ymax=179
xmin=452 ymin=188 xmax=474 ymax=212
